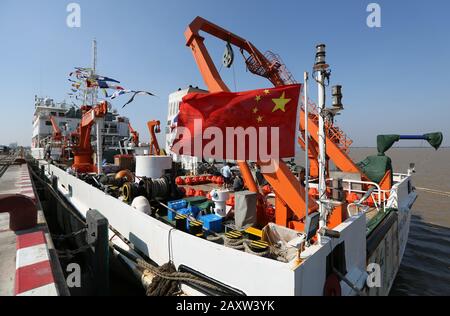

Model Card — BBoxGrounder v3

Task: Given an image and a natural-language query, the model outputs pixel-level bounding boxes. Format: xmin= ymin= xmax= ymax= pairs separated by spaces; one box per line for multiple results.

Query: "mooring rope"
xmin=243 ymin=241 xmax=270 ymax=258
xmin=136 ymin=259 xmax=225 ymax=296
xmin=206 ymin=234 xmax=224 ymax=244
xmin=223 ymin=236 xmax=245 ymax=250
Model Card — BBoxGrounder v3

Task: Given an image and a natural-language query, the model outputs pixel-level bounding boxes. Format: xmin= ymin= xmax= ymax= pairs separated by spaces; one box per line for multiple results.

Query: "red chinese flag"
xmin=171 ymin=84 xmax=302 ymax=161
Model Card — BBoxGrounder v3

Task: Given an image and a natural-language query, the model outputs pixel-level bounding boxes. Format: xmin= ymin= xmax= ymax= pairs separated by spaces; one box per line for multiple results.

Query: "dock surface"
xmin=0 ymin=160 xmax=63 ymax=296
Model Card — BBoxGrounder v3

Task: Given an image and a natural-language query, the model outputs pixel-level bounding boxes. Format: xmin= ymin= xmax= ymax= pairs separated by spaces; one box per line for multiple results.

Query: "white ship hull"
xmin=38 ymin=160 xmax=415 ymax=296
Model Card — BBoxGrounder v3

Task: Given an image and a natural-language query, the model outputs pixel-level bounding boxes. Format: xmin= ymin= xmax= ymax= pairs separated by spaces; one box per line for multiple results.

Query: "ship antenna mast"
xmin=91 ymin=39 xmax=98 ymax=106
xmin=304 ymin=72 xmax=310 ymax=224
xmin=92 ymin=39 xmax=103 ymax=174
xmin=314 ymin=44 xmax=330 ymax=240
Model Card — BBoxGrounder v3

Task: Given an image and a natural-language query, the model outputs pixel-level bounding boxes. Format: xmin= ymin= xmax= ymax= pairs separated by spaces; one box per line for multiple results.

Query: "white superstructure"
xmin=31 ymin=96 xmax=131 ymax=159
xmin=165 ymin=86 xmax=208 ymax=174
xmin=32 ymin=97 xmax=79 ymax=149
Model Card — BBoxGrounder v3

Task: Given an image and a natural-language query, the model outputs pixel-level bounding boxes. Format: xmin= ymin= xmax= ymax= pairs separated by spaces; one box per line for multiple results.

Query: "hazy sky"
xmin=0 ymin=0 xmax=449 ymax=147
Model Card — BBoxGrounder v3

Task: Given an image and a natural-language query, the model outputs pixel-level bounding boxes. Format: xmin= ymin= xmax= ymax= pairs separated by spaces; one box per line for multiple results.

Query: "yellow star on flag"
xmin=252 ymin=107 xmax=258 ymax=114
xmin=272 ymin=92 xmax=291 ymax=112
xmin=264 ymin=89 xmax=270 ymax=95
xmin=255 ymin=95 xmax=262 ymax=102
xmin=256 ymin=115 xmax=263 ymax=123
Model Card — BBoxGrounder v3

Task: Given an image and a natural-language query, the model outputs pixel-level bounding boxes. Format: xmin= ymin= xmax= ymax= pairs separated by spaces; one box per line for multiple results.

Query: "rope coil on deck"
xmin=223 ymin=231 xmax=245 ymax=250
xmin=243 ymin=240 xmax=271 ymax=258
xmin=206 ymin=234 xmax=224 ymax=244
xmin=136 ymin=259 xmax=225 ymax=296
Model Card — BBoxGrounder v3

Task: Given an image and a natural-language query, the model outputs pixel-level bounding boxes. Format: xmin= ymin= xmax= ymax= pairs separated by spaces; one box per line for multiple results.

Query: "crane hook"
xmin=222 ymin=42 xmax=234 ymax=68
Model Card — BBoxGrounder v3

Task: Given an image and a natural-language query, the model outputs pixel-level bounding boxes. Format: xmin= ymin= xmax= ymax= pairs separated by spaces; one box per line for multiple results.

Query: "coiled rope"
xmin=223 ymin=236 xmax=245 ymax=250
xmin=136 ymin=259 xmax=224 ymax=296
xmin=206 ymin=234 xmax=224 ymax=244
xmin=243 ymin=241 xmax=271 ymax=258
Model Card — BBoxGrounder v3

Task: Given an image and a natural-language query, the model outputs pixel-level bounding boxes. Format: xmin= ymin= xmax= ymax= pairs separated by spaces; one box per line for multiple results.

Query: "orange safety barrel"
xmin=185 ymin=177 xmax=193 ymax=185
xmin=187 ymin=188 xmax=196 ymax=197
xmin=196 ymin=190 xmax=206 ymax=197
xmin=215 ymin=176 xmax=224 ymax=185
xmin=175 ymin=177 xmax=185 ymax=185
xmin=346 ymin=192 xmax=359 ymax=203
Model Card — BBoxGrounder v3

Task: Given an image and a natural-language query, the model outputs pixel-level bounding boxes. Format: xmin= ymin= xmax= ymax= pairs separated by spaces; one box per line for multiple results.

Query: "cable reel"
xmin=121 ymin=182 xmax=134 ymax=203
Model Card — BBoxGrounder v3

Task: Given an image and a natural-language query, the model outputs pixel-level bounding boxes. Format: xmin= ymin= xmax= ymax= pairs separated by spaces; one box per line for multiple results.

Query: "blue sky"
xmin=0 ymin=0 xmax=449 ymax=147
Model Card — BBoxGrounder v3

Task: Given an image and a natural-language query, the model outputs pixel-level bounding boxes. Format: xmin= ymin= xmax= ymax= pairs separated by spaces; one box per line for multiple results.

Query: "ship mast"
xmin=314 ymin=44 xmax=330 ymax=238
xmin=91 ymin=39 xmax=98 ymax=106
xmin=304 ymin=72 xmax=310 ymax=222
xmin=92 ymin=39 xmax=103 ymax=174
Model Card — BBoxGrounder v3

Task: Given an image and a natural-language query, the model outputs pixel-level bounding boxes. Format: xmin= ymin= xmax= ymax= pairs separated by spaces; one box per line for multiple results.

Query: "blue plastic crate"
xmin=168 ymin=199 xmax=187 ymax=211
xmin=199 ymin=214 xmax=223 ymax=233
xmin=168 ymin=206 xmax=191 ymax=221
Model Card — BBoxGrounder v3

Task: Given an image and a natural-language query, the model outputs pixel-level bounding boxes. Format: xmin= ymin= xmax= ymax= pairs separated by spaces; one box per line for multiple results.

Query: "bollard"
xmin=0 ymin=194 xmax=37 ymax=231
xmin=86 ymin=209 xmax=109 ymax=296
xmin=51 ymin=176 xmax=58 ymax=191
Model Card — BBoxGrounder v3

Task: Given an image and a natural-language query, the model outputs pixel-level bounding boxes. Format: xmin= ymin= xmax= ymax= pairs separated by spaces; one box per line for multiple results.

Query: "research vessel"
xmin=24 ymin=17 xmax=444 ymax=296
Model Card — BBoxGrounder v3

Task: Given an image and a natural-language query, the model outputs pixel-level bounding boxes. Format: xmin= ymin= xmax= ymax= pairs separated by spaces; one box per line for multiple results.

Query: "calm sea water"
xmin=346 ymin=148 xmax=450 ymax=295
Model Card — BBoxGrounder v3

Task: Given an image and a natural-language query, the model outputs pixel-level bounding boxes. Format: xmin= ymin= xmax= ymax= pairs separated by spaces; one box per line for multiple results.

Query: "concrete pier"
xmin=0 ymin=160 xmax=66 ymax=296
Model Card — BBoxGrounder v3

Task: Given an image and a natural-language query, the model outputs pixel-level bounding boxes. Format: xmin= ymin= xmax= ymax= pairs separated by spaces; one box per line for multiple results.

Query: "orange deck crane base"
xmin=72 ymin=101 xmax=108 ymax=173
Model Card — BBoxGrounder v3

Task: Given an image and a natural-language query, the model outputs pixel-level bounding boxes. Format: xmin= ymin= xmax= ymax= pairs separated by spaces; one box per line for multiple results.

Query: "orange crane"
xmin=185 ymin=17 xmax=315 ymax=230
xmin=49 ymin=115 xmax=62 ymax=142
xmin=184 ymin=17 xmax=378 ymax=230
xmin=49 ymin=115 xmax=72 ymax=162
xmin=128 ymin=122 xmax=140 ymax=146
xmin=72 ymin=101 xmax=108 ymax=173
xmin=147 ymin=120 xmax=161 ymax=155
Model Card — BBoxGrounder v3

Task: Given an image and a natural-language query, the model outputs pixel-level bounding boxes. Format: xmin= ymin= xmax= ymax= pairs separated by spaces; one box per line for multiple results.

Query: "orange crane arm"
xmin=72 ymin=101 xmax=108 ymax=173
xmin=78 ymin=102 xmax=108 ymax=150
xmin=128 ymin=122 xmax=139 ymax=145
xmin=299 ymin=113 xmax=365 ymax=176
xmin=185 ymin=16 xmax=286 ymax=93
xmin=186 ymin=16 xmax=367 ymax=178
xmin=185 ymin=16 xmax=312 ymax=225
xmin=49 ymin=116 xmax=62 ymax=141
xmin=147 ymin=120 xmax=161 ymax=155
